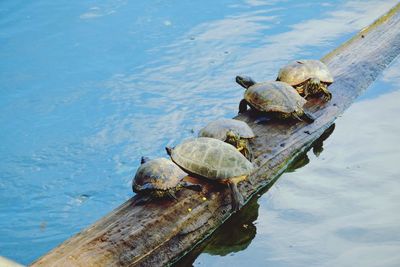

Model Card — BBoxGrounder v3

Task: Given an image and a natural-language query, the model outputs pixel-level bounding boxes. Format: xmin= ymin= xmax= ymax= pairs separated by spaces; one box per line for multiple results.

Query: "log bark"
xmin=31 ymin=3 xmax=400 ymax=267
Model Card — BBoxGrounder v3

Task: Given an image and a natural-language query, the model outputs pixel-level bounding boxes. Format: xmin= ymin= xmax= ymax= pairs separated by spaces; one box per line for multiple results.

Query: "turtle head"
xmin=293 ymin=110 xmax=315 ymax=123
xmin=140 ymin=156 xmax=150 ymax=164
xmin=165 ymin=146 xmax=173 ymax=156
xmin=236 ymin=75 xmax=256 ymax=89
xmin=225 ymin=130 xmax=240 ymax=146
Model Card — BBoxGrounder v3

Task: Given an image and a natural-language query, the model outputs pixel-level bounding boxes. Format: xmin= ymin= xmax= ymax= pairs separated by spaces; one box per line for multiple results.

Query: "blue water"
xmin=0 ymin=0 xmax=399 ymax=265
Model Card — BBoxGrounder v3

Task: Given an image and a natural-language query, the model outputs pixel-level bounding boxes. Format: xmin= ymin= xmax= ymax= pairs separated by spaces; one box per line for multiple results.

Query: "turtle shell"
xmin=244 ymin=81 xmax=306 ymax=114
xmin=198 ymin=118 xmax=255 ymax=140
xmin=169 ymin=137 xmax=253 ymax=180
xmin=133 ymin=158 xmax=187 ymax=192
xmin=277 ymin=59 xmax=333 ymax=86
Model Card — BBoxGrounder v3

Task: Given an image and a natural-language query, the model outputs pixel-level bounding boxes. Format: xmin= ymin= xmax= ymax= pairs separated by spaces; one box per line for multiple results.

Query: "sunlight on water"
xmin=0 ymin=0 xmax=398 ymax=265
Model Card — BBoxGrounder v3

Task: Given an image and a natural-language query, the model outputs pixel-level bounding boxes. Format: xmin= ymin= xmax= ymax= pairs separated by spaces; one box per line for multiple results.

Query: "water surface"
xmin=0 ymin=0 xmax=398 ymax=264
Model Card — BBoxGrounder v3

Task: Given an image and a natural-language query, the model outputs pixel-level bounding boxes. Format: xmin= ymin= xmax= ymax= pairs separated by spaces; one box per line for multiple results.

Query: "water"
xmin=0 ymin=0 xmax=398 ymax=265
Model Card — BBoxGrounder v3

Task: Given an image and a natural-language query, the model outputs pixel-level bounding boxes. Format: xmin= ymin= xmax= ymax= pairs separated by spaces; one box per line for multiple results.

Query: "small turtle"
xmin=277 ymin=59 xmax=333 ymax=101
xmin=132 ymin=157 xmax=201 ymax=199
xmin=198 ymin=118 xmax=255 ymax=161
xmin=236 ymin=76 xmax=315 ymax=123
xmin=166 ymin=137 xmax=254 ymax=212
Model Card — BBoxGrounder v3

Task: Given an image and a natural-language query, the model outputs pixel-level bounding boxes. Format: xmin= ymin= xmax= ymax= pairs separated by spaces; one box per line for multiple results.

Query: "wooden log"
xmin=0 ymin=256 xmax=25 ymax=267
xmin=31 ymin=4 xmax=400 ymax=267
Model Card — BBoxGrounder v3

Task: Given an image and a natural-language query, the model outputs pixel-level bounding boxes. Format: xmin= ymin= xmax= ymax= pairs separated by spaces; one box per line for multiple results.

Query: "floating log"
xmin=32 ymin=4 xmax=400 ymax=267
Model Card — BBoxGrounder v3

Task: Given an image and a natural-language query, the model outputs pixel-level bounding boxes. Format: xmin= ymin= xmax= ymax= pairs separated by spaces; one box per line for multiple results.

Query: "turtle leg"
xmin=167 ymin=190 xmax=178 ymax=201
xmin=133 ymin=196 xmax=151 ymax=206
xmin=291 ymin=112 xmax=303 ymax=122
xmin=320 ymin=83 xmax=332 ymax=102
xmin=152 ymin=188 xmax=178 ymax=200
xmin=273 ymin=112 xmax=292 ymax=121
xmin=180 ymin=181 xmax=202 ymax=192
xmin=227 ymin=176 xmax=246 ymax=212
xmin=279 ymin=113 xmax=291 ymax=120
xmin=239 ymin=99 xmax=249 ymax=114
xmin=295 ymin=83 xmax=306 ymax=96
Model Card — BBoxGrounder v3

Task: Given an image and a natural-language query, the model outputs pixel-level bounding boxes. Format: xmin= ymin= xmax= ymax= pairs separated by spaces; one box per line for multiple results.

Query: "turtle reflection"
xmin=312 ymin=123 xmax=335 ymax=157
xmin=286 ymin=153 xmax=310 ymax=172
xmin=286 ymin=123 xmax=335 ymax=172
xmin=203 ymin=197 xmax=259 ymax=256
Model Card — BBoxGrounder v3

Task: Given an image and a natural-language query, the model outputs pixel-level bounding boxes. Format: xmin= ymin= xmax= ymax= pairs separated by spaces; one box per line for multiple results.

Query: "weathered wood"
xmin=32 ymin=4 xmax=400 ymax=267
xmin=0 ymin=256 xmax=25 ymax=267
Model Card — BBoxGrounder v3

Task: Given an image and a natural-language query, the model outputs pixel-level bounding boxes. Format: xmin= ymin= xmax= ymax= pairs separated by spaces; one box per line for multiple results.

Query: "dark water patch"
xmin=1 ymin=0 xmax=399 ymax=264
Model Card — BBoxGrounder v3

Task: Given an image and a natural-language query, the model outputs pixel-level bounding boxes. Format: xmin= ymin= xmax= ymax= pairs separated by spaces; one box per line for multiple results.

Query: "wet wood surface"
xmin=32 ymin=4 xmax=400 ymax=267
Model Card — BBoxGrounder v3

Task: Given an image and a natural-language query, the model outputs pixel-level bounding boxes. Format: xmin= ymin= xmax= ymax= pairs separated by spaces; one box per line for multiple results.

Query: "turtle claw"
xmin=323 ymin=92 xmax=332 ymax=102
xmin=168 ymin=191 xmax=178 ymax=201
xmin=321 ymin=87 xmax=332 ymax=102
xmin=133 ymin=196 xmax=150 ymax=206
xmin=301 ymin=111 xmax=316 ymax=123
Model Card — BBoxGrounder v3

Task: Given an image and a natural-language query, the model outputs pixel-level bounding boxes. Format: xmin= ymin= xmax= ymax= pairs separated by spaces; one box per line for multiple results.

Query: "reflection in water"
xmin=286 ymin=124 xmax=335 ymax=172
xmin=0 ymin=0 xmax=399 ymax=265
xmin=175 ymin=125 xmax=336 ymax=266
xmin=175 ymin=198 xmax=259 ymax=267
xmin=312 ymin=124 xmax=335 ymax=157
xmin=201 ymin=199 xmax=258 ymax=254
xmin=286 ymin=154 xmax=310 ymax=173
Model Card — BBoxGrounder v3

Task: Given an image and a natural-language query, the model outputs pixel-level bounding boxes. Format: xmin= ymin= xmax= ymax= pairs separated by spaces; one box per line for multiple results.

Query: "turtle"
xmin=198 ymin=118 xmax=255 ymax=161
xmin=276 ymin=59 xmax=334 ymax=101
xmin=236 ymin=76 xmax=315 ymax=123
xmin=166 ymin=137 xmax=254 ymax=212
xmin=132 ymin=157 xmax=201 ymax=199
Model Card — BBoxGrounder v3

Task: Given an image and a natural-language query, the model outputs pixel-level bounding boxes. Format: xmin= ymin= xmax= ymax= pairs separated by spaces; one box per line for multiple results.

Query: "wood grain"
xmin=31 ymin=3 xmax=400 ymax=267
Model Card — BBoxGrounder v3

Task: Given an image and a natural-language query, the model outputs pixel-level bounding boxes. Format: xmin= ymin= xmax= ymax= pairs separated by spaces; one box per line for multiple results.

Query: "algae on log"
xmin=32 ymin=3 xmax=400 ymax=267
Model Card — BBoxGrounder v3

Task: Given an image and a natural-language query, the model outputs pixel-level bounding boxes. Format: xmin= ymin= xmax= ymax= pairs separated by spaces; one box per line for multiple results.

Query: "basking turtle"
xmin=236 ymin=76 xmax=315 ymax=123
xmin=277 ymin=59 xmax=333 ymax=101
xmin=132 ymin=157 xmax=201 ymax=199
xmin=198 ymin=118 xmax=255 ymax=161
xmin=166 ymin=137 xmax=254 ymax=211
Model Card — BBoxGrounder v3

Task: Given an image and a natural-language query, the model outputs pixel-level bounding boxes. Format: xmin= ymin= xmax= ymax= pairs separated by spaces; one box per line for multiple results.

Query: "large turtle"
xmin=198 ymin=118 xmax=255 ymax=161
xmin=166 ymin=137 xmax=254 ymax=212
xmin=236 ymin=76 xmax=315 ymax=123
xmin=132 ymin=157 xmax=201 ymax=199
xmin=276 ymin=59 xmax=333 ymax=101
